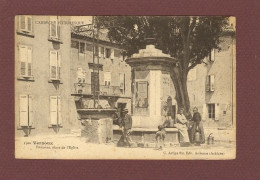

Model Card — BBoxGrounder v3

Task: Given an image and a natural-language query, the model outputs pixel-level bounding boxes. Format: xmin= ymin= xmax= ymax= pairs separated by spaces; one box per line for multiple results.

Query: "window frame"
xmin=18 ymin=15 xmax=33 ymax=34
xmin=49 ymin=16 xmax=62 ymax=43
xmin=18 ymin=94 xmax=34 ymax=128
xmin=18 ymin=44 xmax=34 ymax=79
xmin=49 ymin=50 xmax=61 ymax=81
xmin=208 ymin=103 xmax=215 ymax=119
xmin=49 ymin=95 xmax=62 ymax=127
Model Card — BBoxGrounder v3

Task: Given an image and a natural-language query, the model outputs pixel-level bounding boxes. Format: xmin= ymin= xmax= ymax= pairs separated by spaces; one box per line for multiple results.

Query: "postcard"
xmin=15 ymin=15 xmax=236 ymax=159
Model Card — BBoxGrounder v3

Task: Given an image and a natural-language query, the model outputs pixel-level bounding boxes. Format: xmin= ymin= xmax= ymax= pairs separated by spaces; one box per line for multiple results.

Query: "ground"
xmin=15 ymin=127 xmax=236 ymax=160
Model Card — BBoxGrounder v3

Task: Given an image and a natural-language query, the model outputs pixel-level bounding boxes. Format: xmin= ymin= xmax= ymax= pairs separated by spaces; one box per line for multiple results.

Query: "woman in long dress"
xmin=174 ymin=108 xmax=190 ymax=144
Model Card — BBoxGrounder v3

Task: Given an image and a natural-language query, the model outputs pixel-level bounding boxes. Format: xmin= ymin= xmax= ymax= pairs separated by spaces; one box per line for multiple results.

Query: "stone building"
xmin=187 ymin=28 xmax=236 ymax=128
xmin=15 ymin=16 xmax=73 ymax=136
xmin=15 ymin=16 xmax=132 ymax=137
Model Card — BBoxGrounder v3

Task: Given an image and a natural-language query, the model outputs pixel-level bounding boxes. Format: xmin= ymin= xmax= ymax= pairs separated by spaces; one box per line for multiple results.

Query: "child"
xmin=155 ymin=125 xmax=166 ymax=150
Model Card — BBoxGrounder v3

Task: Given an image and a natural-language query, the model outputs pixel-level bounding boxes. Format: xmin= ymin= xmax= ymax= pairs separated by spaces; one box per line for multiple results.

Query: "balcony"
xmin=73 ymin=83 xmax=123 ymax=97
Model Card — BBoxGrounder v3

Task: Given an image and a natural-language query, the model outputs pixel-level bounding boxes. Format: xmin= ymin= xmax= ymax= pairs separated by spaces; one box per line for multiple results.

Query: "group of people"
xmin=156 ymin=106 xmax=205 ymax=149
xmin=116 ymin=106 xmax=205 ymax=148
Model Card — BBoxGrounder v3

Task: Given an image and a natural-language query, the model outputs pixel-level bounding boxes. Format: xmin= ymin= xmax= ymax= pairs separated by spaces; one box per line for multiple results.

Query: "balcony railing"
xmin=74 ymin=83 xmax=122 ymax=96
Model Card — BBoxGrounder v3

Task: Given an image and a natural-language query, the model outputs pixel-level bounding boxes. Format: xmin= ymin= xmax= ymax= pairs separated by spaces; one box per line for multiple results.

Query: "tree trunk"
xmin=170 ymin=65 xmax=191 ymax=115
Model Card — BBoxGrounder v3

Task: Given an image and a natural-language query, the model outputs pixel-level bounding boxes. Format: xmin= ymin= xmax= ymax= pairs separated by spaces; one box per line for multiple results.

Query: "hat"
xmin=122 ymin=108 xmax=129 ymax=112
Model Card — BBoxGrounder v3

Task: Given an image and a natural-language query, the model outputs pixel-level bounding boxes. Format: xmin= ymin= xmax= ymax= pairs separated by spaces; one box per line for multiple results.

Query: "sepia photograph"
xmin=15 ymin=15 xmax=236 ymax=159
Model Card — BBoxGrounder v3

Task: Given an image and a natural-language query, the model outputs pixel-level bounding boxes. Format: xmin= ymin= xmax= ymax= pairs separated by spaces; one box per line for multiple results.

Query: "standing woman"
xmin=174 ymin=108 xmax=190 ymax=144
xmin=191 ymin=107 xmax=205 ymax=144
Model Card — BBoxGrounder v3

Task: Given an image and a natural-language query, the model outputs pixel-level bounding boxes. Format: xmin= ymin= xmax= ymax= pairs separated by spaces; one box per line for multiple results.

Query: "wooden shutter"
xmin=50 ymin=96 xmax=58 ymax=125
xmin=19 ymin=45 xmax=28 ymax=76
xmin=20 ymin=16 xmax=26 ymax=31
xmin=202 ymin=104 xmax=207 ymax=120
xmin=50 ymin=16 xmax=57 ymax=38
xmin=27 ymin=16 xmax=32 ymax=32
xmin=210 ymin=75 xmax=215 ymax=91
xmin=206 ymin=75 xmax=210 ymax=91
xmin=28 ymin=95 xmax=33 ymax=126
xmin=57 ymin=96 xmax=62 ymax=125
xmin=27 ymin=46 xmax=32 ymax=76
xmin=110 ymin=48 xmax=114 ymax=59
xmin=215 ymin=103 xmax=219 ymax=120
xmin=58 ymin=52 xmax=61 ymax=79
xmin=101 ymin=47 xmax=105 ymax=57
xmin=50 ymin=51 xmax=57 ymax=79
xmin=57 ymin=17 xmax=60 ymax=39
xmin=19 ymin=95 xmax=28 ymax=126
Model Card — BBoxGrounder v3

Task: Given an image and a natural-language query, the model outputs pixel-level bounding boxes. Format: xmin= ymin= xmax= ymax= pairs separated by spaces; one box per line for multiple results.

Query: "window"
xmin=18 ymin=16 xmax=33 ymax=33
xmin=105 ymin=48 xmax=111 ymax=58
xmin=79 ymin=42 xmax=85 ymax=53
xmin=19 ymin=95 xmax=33 ymax=127
xmin=49 ymin=16 xmax=60 ymax=40
xmin=104 ymin=72 xmax=111 ymax=86
xmin=208 ymin=104 xmax=215 ymax=119
xmin=101 ymin=47 xmax=105 ymax=57
xmin=71 ymin=40 xmax=79 ymax=49
xmin=49 ymin=51 xmax=61 ymax=80
xmin=95 ymin=45 xmax=99 ymax=56
xmin=50 ymin=96 xmax=62 ymax=126
xmin=114 ymin=49 xmax=121 ymax=58
xmin=86 ymin=43 xmax=93 ymax=51
xmin=136 ymin=81 xmax=148 ymax=108
xmin=19 ymin=45 xmax=33 ymax=77
xmin=206 ymin=75 xmax=215 ymax=91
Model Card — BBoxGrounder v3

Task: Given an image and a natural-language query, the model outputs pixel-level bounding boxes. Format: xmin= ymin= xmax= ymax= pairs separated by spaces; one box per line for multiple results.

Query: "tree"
xmin=97 ymin=16 xmax=231 ymax=114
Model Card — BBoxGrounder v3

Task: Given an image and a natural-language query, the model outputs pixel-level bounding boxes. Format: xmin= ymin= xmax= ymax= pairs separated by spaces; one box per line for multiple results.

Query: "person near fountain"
xmin=155 ymin=125 xmax=166 ymax=150
xmin=190 ymin=107 xmax=205 ymax=144
xmin=174 ymin=108 xmax=190 ymax=145
xmin=118 ymin=108 xmax=133 ymax=147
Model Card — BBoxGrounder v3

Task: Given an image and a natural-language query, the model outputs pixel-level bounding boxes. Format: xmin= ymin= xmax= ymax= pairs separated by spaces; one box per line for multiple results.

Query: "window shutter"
xmin=58 ymin=52 xmax=61 ymax=79
xmin=211 ymin=49 xmax=215 ymax=61
xmin=50 ymin=16 xmax=57 ymax=38
xmin=57 ymin=96 xmax=62 ymax=125
xmin=50 ymin=96 xmax=58 ymax=125
xmin=57 ymin=17 xmax=60 ymax=39
xmin=28 ymin=95 xmax=33 ymax=126
xmin=215 ymin=103 xmax=219 ymax=120
xmin=210 ymin=75 xmax=215 ymax=91
xmin=19 ymin=45 xmax=28 ymax=76
xmin=101 ymin=47 xmax=105 ymax=57
xmin=110 ymin=48 xmax=114 ymax=59
xmin=27 ymin=46 xmax=32 ymax=76
xmin=202 ymin=104 xmax=207 ymax=120
xmin=19 ymin=95 xmax=28 ymax=126
xmin=20 ymin=16 xmax=26 ymax=31
xmin=206 ymin=75 xmax=210 ymax=91
xmin=50 ymin=51 xmax=57 ymax=79
xmin=27 ymin=16 xmax=32 ymax=32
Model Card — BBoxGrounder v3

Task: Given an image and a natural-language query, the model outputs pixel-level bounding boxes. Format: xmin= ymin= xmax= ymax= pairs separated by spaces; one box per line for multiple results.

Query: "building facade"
xmin=15 ymin=16 xmax=73 ymax=136
xmin=15 ymin=16 xmax=132 ymax=137
xmin=70 ymin=28 xmax=132 ymax=118
xmin=187 ymin=34 xmax=236 ymax=128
